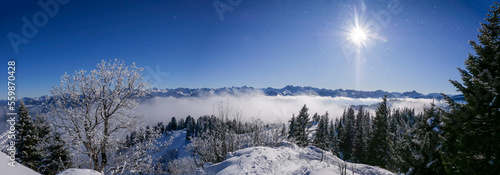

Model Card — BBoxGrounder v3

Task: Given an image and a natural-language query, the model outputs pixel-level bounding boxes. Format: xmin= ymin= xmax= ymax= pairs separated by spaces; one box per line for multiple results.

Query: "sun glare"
xmin=350 ymin=27 xmax=367 ymax=46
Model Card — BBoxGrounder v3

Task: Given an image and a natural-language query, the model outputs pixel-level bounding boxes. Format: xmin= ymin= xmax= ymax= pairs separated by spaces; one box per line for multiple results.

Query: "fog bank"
xmin=139 ymin=94 xmax=448 ymax=125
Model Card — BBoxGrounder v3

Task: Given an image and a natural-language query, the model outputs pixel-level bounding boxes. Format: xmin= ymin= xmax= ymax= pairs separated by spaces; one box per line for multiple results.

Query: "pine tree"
xmin=40 ymin=130 xmax=73 ymax=175
xmin=288 ymin=114 xmax=296 ymax=140
xmin=366 ymin=95 xmax=393 ymax=169
xmin=185 ymin=116 xmax=196 ymax=140
xmin=441 ymin=2 xmax=500 ymax=174
xmin=329 ymin=119 xmax=338 ymax=153
xmin=353 ymin=106 xmax=369 ymax=163
xmin=178 ymin=118 xmax=186 ymax=129
xmin=340 ymin=107 xmax=356 ymax=161
xmin=15 ymin=101 xmax=42 ymax=170
xmin=403 ymin=103 xmax=445 ymax=175
xmin=313 ymin=112 xmax=329 ymax=150
xmin=335 ymin=117 xmax=345 ymax=158
xmin=170 ymin=117 xmax=178 ymax=131
xmin=295 ymin=105 xmax=310 ymax=147
xmin=281 ymin=123 xmax=287 ymax=139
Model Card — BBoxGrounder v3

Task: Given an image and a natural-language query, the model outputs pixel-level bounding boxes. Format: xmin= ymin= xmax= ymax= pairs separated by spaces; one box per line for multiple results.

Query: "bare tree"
xmin=49 ymin=59 xmax=150 ymax=172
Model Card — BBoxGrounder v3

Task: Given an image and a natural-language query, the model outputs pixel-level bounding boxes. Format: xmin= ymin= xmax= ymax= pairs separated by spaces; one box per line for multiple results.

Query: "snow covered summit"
xmin=200 ymin=142 xmax=394 ymax=175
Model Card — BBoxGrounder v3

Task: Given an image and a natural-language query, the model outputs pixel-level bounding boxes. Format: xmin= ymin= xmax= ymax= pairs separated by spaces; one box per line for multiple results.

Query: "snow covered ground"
xmin=0 ymin=128 xmax=394 ymax=175
xmin=57 ymin=169 xmax=103 ymax=175
xmin=0 ymin=151 xmax=40 ymax=175
xmin=200 ymin=142 xmax=394 ymax=175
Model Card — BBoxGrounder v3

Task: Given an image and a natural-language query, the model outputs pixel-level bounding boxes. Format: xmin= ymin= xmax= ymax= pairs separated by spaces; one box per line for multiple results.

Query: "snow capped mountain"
xmin=149 ymin=85 xmax=458 ymax=99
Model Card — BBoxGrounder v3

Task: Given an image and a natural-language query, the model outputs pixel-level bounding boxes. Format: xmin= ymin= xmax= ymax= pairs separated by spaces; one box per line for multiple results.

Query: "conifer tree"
xmin=288 ymin=114 xmax=296 ymax=140
xmin=441 ymin=2 xmax=500 ymax=174
xmin=329 ymin=119 xmax=338 ymax=153
xmin=15 ymin=101 xmax=42 ymax=170
xmin=170 ymin=117 xmax=178 ymax=131
xmin=39 ymin=127 xmax=73 ymax=175
xmin=340 ymin=107 xmax=356 ymax=161
xmin=367 ymin=96 xmax=393 ymax=169
xmin=353 ymin=106 xmax=369 ymax=163
xmin=295 ymin=105 xmax=310 ymax=147
xmin=185 ymin=116 xmax=196 ymax=140
xmin=403 ymin=103 xmax=445 ymax=175
xmin=313 ymin=112 xmax=329 ymax=150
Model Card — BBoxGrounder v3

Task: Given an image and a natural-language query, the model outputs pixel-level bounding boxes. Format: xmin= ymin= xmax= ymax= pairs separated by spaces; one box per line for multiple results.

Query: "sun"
xmin=349 ymin=26 xmax=367 ymax=46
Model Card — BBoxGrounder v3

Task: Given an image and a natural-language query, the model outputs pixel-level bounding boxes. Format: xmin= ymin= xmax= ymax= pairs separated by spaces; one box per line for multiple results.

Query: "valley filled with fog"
xmin=139 ymin=94 xmax=449 ymax=125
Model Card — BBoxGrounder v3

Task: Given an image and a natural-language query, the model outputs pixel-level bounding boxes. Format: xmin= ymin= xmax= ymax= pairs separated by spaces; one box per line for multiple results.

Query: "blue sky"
xmin=1 ymin=0 xmax=495 ymax=99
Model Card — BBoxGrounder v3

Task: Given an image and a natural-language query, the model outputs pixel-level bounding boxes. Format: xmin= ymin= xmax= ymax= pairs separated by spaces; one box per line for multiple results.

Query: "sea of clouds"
xmin=139 ymin=94 xmax=448 ymax=124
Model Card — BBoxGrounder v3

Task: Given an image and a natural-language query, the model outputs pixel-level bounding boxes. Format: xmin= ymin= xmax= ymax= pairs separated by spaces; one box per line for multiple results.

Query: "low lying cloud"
xmin=139 ymin=94 xmax=448 ymax=125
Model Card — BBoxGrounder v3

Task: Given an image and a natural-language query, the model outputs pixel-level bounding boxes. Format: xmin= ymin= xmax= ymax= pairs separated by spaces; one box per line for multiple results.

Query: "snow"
xmin=200 ymin=142 xmax=394 ymax=175
xmin=57 ymin=168 xmax=103 ymax=175
xmin=153 ymin=129 xmax=190 ymax=159
xmin=0 ymin=152 xmax=40 ymax=175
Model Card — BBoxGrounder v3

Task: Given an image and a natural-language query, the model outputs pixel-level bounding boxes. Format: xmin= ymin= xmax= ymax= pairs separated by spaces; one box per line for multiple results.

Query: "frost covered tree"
xmin=340 ymin=107 xmax=356 ymax=161
xmin=48 ymin=59 xmax=152 ymax=173
xmin=441 ymin=3 xmax=500 ymax=174
xmin=39 ymin=124 xmax=73 ymax=175
xmin=313 ymin=111 xmax=329 ymax=150
xmin=185 ymin=116 xmax=196 ymax=140
xmin=353 ymin=106 xmax=370 ymax=163
xmin=295 ymin=105 xmax=310 ymax=147
xmin=15 ymin=101 xmax=42 ymax=170
xmin=288 ymin=114 xmax=296 ymax=140
xmin=367 ymin=96 xmax=393 ymax=169
xmin=402 ymin=103 xmax=445 ymax=175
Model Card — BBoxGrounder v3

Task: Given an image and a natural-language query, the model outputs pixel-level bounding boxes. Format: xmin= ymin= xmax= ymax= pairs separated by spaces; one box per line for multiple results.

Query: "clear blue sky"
xmin=1 ymin=0 xmax=494 ymax=99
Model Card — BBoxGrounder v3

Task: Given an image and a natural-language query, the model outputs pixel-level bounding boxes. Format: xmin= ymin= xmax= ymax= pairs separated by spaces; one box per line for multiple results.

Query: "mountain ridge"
xmin=149 ymin=85 xmax=461 ymax=99
xmin=2 ymin=86 xmax=463 ymax=106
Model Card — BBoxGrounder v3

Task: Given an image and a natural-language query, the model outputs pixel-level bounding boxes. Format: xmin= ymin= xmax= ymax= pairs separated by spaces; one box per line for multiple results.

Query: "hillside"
xmin=0 ymin=151 xmax=40 ymax=175
xmin=200 ymin=142 xmax=394 ymax=175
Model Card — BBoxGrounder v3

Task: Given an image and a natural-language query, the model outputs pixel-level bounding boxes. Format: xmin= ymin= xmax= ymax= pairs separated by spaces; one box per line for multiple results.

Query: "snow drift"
xmin=0 ymin=151 xmax=40 ymax=175
xmin=200 ymin=142 xmax=394 ymax=175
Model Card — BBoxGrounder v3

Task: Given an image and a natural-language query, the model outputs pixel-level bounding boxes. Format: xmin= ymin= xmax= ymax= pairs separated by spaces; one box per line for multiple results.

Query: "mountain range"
xmin=149 ymin=85 xmax=462 ymax=99
xmin=3 ymin=86 xmax=463 ymax=107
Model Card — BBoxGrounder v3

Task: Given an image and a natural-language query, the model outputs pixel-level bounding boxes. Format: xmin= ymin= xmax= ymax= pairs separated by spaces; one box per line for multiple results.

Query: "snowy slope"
xmin=200 ymin=142 xmax=394 ymax=175
xmin=0 ymin=152 xmax=40 ymax=175
xmin=57 ymin=169 xmax=103 ymax=175
xmin=153 ymin=129 xmax=191 ymax=160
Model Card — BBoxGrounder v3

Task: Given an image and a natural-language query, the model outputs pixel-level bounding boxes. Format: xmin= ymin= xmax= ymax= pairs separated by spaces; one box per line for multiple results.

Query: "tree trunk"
xmin=100 ymin=117 xmax=109 ymax=172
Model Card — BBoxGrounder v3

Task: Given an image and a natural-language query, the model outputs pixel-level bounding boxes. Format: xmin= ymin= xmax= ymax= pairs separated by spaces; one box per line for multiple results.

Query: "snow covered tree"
xmin=178 ymin=118 xmax=186 ymax=129
xmin=313 ymin=111 xmax=329 ymax=150
xmin=402 ymin=103 xmax=445 ymax=175
xmin=288 ymin=114 xmax=296 ymax=140
xmin=295 ymin=105 xmax=310 ymax=147
xmin=111 ymin=126 xmax=168 ymax=174
xmin=15 ymin=101 xmax=42 ymax=170
xmin=441 ymin=2 xmax=500 ymax=174
xmin=353 ymin=106 xmax=370 ymax=163
xmin=367 ymin=96 xmax=393 ymax=169
xmin=48 ymin=59 xmax=151 ymax=172
xmin=340 ymin=107 xmax=356 ymax=161
xmin=170 ymin=117 xmax=178 ymax=131
xmin=40 ymin=130 xmax=73 ymax=175
xmin=312 ymin=113 xmax=320 ymax=124
xmin=329 ymin=118 xmax=339 ymax=153
xmin=185 ymin=115 xmax=196 ymax=140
